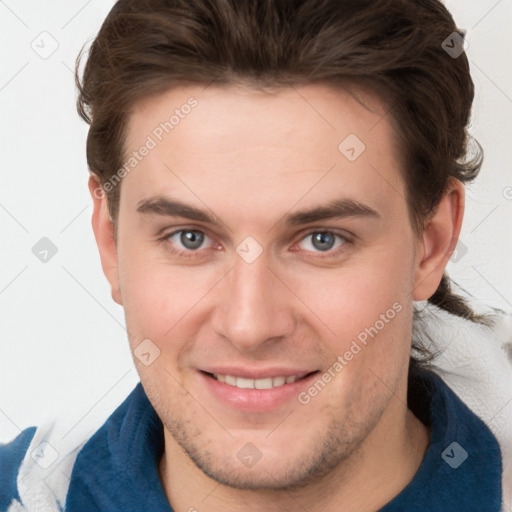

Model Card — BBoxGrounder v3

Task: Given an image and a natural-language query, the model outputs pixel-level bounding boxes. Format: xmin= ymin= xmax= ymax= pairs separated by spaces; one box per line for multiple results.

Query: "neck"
xmin=158 ymin=402 xmax=430 ymax=512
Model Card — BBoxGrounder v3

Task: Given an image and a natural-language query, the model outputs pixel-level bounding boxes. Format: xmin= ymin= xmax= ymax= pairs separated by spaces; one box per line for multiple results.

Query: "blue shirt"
xmin=0 ymin=369 xmax=503 ymax=511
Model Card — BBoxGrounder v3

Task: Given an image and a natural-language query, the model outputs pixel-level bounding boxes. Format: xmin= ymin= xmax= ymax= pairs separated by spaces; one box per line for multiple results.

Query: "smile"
xmin=199 ymin=368 xmax=320 ymax=412
xmin=210 ymin=373 xmax=310 ymax=389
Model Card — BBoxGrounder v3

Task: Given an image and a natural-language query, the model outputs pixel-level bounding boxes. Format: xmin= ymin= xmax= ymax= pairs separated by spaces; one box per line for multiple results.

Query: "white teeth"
xmin=236 ymin=377 xmax=255 ymax=389
xmin=212 ymin=373 xmax=305 ymax=389
xmin=225 ymin=375 xmax=237 ymax=386
xmin=255 ymin=377 xmax=273 ymax=390
xmin=273 ymin=376 xmax=286 ymax=387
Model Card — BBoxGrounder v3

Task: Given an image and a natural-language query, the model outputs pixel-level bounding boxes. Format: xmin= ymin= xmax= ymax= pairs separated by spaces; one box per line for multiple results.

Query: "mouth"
xmin=203 ymin=371 xmax=318 ymax=389
xmin=199 ymin=369 xmax=321 ymax=412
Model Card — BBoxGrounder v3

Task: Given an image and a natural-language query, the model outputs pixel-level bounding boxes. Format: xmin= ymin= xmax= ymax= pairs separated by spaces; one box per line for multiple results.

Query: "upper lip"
xmin=200 ymin=367 xmax=318 ymax=379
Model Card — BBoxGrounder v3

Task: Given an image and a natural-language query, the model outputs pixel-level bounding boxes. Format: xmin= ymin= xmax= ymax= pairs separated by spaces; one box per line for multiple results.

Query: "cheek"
xmin=293 ymin=255 xmax=412 ymax=331
xmin=117 ymin=245 xmax=178 ymax=336
xmin=284 ymin=245 xmax=415 ymax=370
xmin=118 ymin=244 xmax=219 ymax=348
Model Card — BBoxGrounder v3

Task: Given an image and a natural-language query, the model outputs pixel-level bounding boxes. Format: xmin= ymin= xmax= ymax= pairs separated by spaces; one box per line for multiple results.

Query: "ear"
xmin=412 ymin=179 xmax=465 ymax=301
xmin=88 ymin=174 xmax=123 ymax=305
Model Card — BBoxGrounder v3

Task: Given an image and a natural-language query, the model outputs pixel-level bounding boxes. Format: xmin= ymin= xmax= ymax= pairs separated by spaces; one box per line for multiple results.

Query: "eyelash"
xmin=158 ymin=228 xmax=351 ymax=260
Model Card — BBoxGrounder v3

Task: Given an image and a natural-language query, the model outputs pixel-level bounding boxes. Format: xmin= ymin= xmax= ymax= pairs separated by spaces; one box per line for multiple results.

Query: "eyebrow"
xmin=136 ymin=196 xmax=380 ymax=228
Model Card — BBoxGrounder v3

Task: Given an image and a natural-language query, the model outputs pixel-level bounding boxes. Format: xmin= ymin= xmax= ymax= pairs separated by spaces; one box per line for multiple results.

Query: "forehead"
xmin=120 ymin=83 xmax=406 ymax=224
xmin=126 ymin=83 xmax=390 ymax=154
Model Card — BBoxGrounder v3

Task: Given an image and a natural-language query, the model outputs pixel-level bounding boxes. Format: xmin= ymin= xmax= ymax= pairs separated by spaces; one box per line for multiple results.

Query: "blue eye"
xmin=299 ymin=231 xmax=346 ymax=253
xmin=166 ymin=229 xmax=212 ymax=253
xmin=160 ymin=228 xmax=350 ymax=260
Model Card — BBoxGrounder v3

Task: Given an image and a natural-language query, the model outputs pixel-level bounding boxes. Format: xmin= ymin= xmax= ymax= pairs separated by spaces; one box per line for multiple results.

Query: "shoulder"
xmin=0 ymin=420 xmax=94 ymax=512
xmin=0 ymin=383 xmax=147 ymax=512
xmin=0 ymin=427 xmax=37 ymax=509
xmin=415 ymin=302 xmax=512 ymax=509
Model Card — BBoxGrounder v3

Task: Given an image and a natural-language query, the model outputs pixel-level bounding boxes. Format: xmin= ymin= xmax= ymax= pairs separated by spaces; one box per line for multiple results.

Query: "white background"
xmin=1 ymin=0 xmax=511 ymax=443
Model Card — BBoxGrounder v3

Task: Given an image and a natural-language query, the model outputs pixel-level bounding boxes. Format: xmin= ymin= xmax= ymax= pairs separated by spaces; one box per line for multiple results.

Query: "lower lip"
xmin=199 ymin=371 xmax=319 ymax=412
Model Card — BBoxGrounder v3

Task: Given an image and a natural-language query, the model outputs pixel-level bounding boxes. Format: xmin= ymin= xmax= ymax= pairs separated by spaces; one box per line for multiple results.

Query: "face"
xmin=101 ymin=83 xmax=427 ymax=489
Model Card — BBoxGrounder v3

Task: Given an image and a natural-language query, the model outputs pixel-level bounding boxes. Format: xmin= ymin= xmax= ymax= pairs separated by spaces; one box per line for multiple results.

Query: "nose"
xmin=211 ymin=252 xmax=296 ymax=352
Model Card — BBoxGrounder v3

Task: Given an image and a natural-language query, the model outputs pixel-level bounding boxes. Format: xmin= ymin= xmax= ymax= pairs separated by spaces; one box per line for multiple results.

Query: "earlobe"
xmin=412 ymin=180 xmax=465 ymax=301
xmin=88 ymin=174 xmax=123 ymax=306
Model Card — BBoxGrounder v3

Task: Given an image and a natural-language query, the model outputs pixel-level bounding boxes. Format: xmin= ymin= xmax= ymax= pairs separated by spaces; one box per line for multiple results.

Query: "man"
xmin=1 ymin=0 xmax=511 ymax=510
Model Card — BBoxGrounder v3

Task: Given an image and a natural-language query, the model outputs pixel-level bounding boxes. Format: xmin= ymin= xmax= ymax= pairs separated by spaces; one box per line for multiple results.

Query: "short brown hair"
xmin=75 ymin=0 xmax=486 ymax=372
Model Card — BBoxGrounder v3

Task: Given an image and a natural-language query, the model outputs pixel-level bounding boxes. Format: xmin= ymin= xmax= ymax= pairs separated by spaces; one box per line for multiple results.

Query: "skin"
xmin=89 ymin=83 xmax=464 ymax=511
